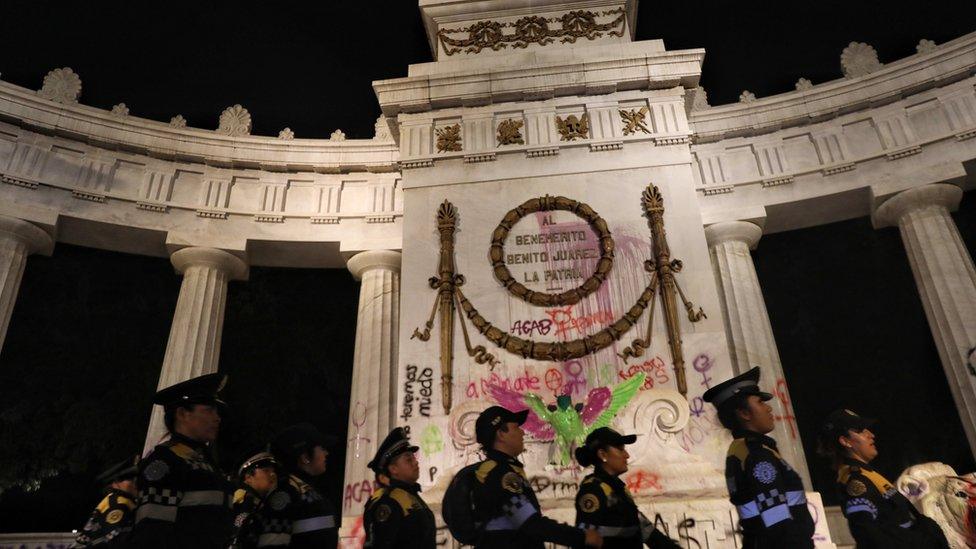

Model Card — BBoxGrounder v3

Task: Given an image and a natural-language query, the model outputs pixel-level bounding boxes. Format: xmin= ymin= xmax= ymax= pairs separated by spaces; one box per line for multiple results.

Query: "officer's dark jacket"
xmin=129 ymin=433 xmax=235 ymax=549
xmin=725 ymin=429 xmax=814 ymax=548
xmin=574 ymin=467 xmax=680 ymax=548
xmin=471 ymin=448 xmax=585 ymax=549
xmin=229 ymin=484 xmax=267 ymax=549
xmin=363 ymin=478 xmax=436 ymax=548
xmin=258 ymin=471 xmax=338 ymax=548
xmin=71 ymin=488 xmax=136 ymax=548
xmin=836 ymin=457 xmax=949 ymax=549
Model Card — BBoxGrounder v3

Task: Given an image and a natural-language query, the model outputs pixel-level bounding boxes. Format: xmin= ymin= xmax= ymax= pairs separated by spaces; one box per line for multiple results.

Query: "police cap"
xmin=367 ymin=427 xmax=419 ymax=474
xmin=575 ymin=427 xmax=637 ymax=467
xmin=153 ymin=373 xmax=228 ymax=410
xmin=475 ymin=405 xmax=529 ymax=447
xmin=271 ymin=423 xmax=336 ymax=464
xmin=702 ymin=367 xmax=772 ymax=409
xmin=237 ymin=450 xmax=279 ymax=478
xmin=820 ymin=408 xmax=876 ymax=440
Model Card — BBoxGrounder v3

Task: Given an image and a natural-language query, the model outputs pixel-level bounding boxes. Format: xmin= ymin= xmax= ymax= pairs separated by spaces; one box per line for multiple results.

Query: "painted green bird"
xmin=489 ymin=373 xmax=645 ymax=466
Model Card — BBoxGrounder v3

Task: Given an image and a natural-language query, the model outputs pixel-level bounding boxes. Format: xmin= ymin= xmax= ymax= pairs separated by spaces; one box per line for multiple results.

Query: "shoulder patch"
xmin=728 ymin=439 xmax=749 ymax=468
xmin=142 ymin=459 xmax=169 ymax=482
xmin=375 ymin=504 xmax=392 ymax=522
xmin=105 ymin=509 xmax=125 ymax=524
xmin=389 ymin=488 xmax=414 ymax=515
xmin=475 ymin=460 xmax=498 ymax=484
xmin=269 ymin=490 xmax=291 ymax=511
xmin=579 ymin=493 xmax=600 ymax=513
xmin=502 ymin=471 xmax=523 ymax=493
xmin=752 ymin=461 xmax=777 ymax=485
xmin=846 ymin=479 xmax=867 ymax=497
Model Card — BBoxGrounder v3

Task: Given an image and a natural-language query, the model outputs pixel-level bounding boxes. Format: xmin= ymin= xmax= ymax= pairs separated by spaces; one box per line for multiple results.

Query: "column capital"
xmin=704 ymin=221 xmax=763 ymax=250
xmin=873 ymin=184 xmax=963 ymax=229
xmin=346 ymin=250 xmax=401 ymax=281
xmin=170 ymin=247 xmax=248 ymax=281
xmin=0 ymin=215 xmax=54 ymax=255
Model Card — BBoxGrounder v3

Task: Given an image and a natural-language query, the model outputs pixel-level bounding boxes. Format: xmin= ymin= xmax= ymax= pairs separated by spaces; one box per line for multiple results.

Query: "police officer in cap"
xmin=818 ymin=408 xmax=948 ymax=548
xmin=574 ymin=428 xmax=680 ymax=548
xmin=363 ymin=427 xmax=436 ymax=548
xmin=702 ymin=367 xmax=814 ymax=548
xmin=470 ymin=405 xmax=602 ymax=548
xmin=130 ymin=373 xmax=235 ymax=549
xmin=229 ymin=450 xmax=279 ymax=549
xmin=72 ymin=455 xmax=139 ymax=548
xmin=263 ymin=422 xmax=339 ymax=548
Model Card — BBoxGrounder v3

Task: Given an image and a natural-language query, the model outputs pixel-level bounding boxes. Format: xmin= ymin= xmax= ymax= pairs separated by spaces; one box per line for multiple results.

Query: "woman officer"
xmin=818 ymin=408 xmax=949 ymax=548
xmin=574 ymin=427 xmax=681 ymax=548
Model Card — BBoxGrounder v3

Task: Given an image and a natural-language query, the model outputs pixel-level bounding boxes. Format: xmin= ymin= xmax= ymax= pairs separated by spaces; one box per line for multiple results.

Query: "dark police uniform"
xmin=72 ymin=457 xmax=140 ymax=548
xmin=261 ymin=423 xmax=339 ymax=548
xmin=72 ymin=490 xmax=137 ymax=547
xmin=230 ymin=451 xmax=279 ymax=549
xmin=363 ymin=427 xmax=436 ymax=548
xmin=129 ymin=374 xmax=235 ymax=549
xmin=836 ymin=458 xmax=948 ymax=548
xmin=471 ymin=406 xmax=586 ymax=549
xmin=822 ymin=409 xmax=949 ymax=549
xmin=703 ymin=367 xmax=814 ymax=549
xmin=574 ymin=429 xmax=680 ymax=549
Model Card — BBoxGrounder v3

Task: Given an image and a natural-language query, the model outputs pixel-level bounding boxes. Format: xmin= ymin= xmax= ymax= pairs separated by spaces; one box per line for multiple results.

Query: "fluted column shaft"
xmin=874 ymin=184 xmax=976 ymax=457
xmin=143 ymin=247 xmax=248 ymax=452
xmin=706 ymin=221 xmax=812 ymax=489
xmin=342 ymin=250 xmax=400 ymax=518
xmin=0 ymin=216 xmax=53 ymax=352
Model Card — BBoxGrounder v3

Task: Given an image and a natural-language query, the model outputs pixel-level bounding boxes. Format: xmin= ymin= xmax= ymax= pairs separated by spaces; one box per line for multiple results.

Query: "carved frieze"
xmin=497 ymin=119 xmax=524 ymax=145
xmin=556 ymin=114 xmax=588 ymax=141
xmin=435 ymin=124 xmax=462 ymax=152
xmin=619 ymin=107 xmax=650 ymax=135
xmin=436 ymin=8 xmax=626 ymax=56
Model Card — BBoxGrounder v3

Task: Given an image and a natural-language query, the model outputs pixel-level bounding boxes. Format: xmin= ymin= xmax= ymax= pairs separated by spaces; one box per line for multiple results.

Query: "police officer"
xmin=262 ymin=422 xmax=339 ymax=548
xmin=72 ymin=456 xmax=139 ymax=548
xmin=818 ymin=408 xmax=949 ymax=548
xmin=130 ymin=373 xmax=235 ymax=548
xmin=229 ymin=450 xmax=279 ymax=549
xmin=574 ymin=428 xmax=680 ymax=548
xmin=702 ymin=367 xmax=814 ymax=548
xmin=471 ymin=405 xmax=602 ymax=548
xmin=363 ymin=427 xmax=436 ymax=548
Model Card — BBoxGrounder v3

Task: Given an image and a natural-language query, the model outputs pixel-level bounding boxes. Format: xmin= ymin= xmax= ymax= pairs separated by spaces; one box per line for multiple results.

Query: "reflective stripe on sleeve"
xmin=292 ymin=515 xmax=337 ymax=534
xmin=135 ymin=503 xmax=177 ymax=523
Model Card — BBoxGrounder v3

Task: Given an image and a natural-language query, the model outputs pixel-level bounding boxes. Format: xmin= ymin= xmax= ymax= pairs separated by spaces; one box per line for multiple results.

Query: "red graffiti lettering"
xmin=773 ymin=378 xmax=798 ymax=439
xmin=343 ymin=479 xmax=379 ymax=511
xmin=618 ymin=356 xmax=670 ymax=390
xmin=544 ymin=306 xmax=614 ymax=338
xmin=625 ymin=470 xmax=662 ymax=494
xmin=466 ymin=369 xmax=541 ymax=399
xmin=510 ymin=319 xmax=553 ymax=336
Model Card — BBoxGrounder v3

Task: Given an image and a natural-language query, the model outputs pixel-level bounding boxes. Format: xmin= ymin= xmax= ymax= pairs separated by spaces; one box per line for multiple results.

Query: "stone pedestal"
xmin=705 ymin=221 xmax=812 ymax=489
xmin=143 ymin=247 xmax=248 ymax=452
xmin=342 ymin=250 xmax=401 ymax=518
xmin=873 ymin=184 xmax=976 ymax=457
xmin=0 ymin=216 xmax=53 ymax=352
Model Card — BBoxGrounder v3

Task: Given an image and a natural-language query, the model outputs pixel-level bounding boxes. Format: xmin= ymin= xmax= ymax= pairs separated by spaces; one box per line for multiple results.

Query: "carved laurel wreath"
xmin=489 ymin=195 xmax=614 ymax=307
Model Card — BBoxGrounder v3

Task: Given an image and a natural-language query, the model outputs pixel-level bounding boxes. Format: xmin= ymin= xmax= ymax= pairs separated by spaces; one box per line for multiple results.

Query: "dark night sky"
xmin=0 ymin=0 xmax=974 ymax=532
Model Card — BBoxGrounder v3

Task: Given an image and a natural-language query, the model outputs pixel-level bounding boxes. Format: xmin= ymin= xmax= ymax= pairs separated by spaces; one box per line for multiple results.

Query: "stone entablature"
xmin=0 ymin=81 xmax=398 ymax=173
xmin=690 ymin=31 xmax=976 ymax=143
xmin=395 ymin=88 xmax=691 ymax=177
xmin=693 ymin=75 xmax=976 ymax=233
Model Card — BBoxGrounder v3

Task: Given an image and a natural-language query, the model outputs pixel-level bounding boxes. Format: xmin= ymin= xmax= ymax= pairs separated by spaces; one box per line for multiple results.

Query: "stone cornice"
xmin=374 ymin=43 xmax=704 ymax=115
xmin=691 ymin=31 xmax=976 ymax=143
xmin=0 ymin=81 xmax=399 ymax=174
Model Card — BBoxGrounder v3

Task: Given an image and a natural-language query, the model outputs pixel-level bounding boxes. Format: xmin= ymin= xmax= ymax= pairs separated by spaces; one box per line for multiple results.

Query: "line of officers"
xmin=72 ymin=368 xmax=952 ymax=548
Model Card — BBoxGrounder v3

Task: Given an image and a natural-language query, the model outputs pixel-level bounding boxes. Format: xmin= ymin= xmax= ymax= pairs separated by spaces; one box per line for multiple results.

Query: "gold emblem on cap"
xmin=580 ymin=493 xmax=600 ymax=513
xmin=502 ymin=472 xmax=523 ymax=494
xmin=847 ymin=479 xmax=867 ymax=497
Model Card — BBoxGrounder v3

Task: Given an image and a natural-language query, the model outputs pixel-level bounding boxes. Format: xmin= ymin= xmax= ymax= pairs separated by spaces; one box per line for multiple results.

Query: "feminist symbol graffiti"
xmin=690 ymin=396 xmax=705 ymax=418
xmin=348 ymin=401 xmax=371 ymax=458
xmin=693 ymin=354 xmax=713 ymax=388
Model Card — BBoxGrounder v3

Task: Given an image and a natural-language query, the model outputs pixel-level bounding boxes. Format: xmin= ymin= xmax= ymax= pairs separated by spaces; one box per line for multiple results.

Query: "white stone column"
xmin=0 ymin=216 xmax=53 ymax=352
xmin=705 ymin=221 xmax=812 ymax=489
xmin=143 ymin=247 xmax=248 ymax=452
xmin=342 ymin=250 xmax=400 ymax=518
xmin=873 ymin=184 xmax=976 ymax=457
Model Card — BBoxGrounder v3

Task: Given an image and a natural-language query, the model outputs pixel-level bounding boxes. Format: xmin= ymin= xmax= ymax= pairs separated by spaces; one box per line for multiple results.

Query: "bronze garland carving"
xmin=437 ymin=9 xmax=626 ymax=56
xmin=489 ymin=195 xmax=613 ymax=307
xmin=435 ymin=124 xmax=462 ymax=152
xmin=412 ymin=185 xmax=705 ymax=412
